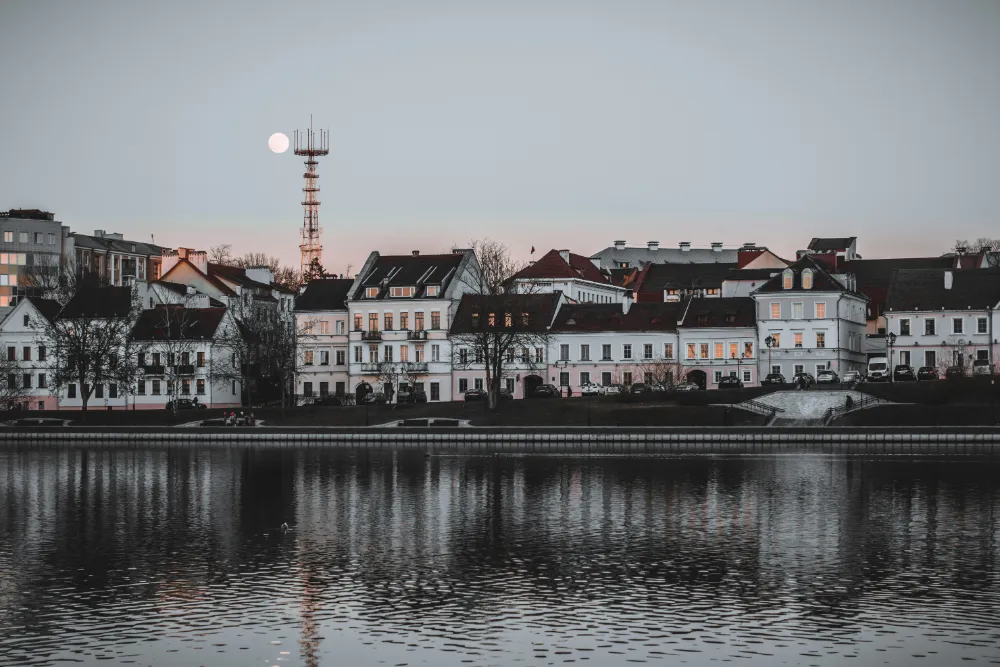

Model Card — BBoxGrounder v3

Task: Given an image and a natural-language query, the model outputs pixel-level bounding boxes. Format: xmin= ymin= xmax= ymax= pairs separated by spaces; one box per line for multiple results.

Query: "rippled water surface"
xmin=3 ymin=448 xmax=1000 ymax=666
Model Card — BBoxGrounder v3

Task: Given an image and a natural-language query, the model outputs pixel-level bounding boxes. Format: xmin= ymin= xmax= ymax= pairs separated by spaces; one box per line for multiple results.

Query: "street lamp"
xmin=764 ymin=336 xmax=775 ymax=376
xmin=732 ymin=352 xmax=747 ymax=390
xmin=885 ymin=331 xmax=897 ymax=382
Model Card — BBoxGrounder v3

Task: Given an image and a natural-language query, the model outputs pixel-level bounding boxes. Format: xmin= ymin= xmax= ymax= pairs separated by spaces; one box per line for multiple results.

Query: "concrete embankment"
xmin=2 ymin=426 xmax=1000 ymax=454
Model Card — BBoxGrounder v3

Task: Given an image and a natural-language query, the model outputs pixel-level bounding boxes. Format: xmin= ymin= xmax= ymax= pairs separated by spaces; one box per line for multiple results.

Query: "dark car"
xmin=499 ymin=388 xmax=513 ymax=400
xmin=629 ymin=383 xmax=652 ymax=395
xmin=791 ymin=372 xmax=815 ymax=387
xmin=363 ymin=392 xmax=387 ymax=404
xmin=311 ymin=395 xmax=342 ymax=406
xmin=917 ymin=366 xmax=938 ymax=381
xmin=718 ymin=376 xmax=744 ymax=389
xmin=166 ymin=398 xmax=206 ymax=410
xmin=533 ymin=384 xmax=561 ymax=398
xmin=399 ymin=390 xmax=427 ymax=404
xmin=945 ymin=365 xmax=966 ymax=379
xmin=464 ymin=388 xmax=488 ymax=401
xmin=893 ymin=364 xmax=916 ymax=382
xmin=761 ymin=373 xmax=786 ymax=386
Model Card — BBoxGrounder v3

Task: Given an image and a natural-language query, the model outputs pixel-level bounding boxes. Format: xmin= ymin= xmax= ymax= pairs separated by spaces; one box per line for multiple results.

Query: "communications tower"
xmin=294 ymin=116 xmax=329 ymax=278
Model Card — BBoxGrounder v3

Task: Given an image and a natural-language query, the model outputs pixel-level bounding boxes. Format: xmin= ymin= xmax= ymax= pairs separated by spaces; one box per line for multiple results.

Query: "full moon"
xmin=268 ymin=132 xmax=289 ymax=153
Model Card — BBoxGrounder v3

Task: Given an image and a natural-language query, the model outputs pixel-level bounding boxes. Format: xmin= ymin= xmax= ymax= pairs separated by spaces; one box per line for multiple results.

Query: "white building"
xmin=346 ymin=249 xmax=480 ymax=402
xmin=678 ymin=297 xmax=759 ymax=388
xmin=0 ymin=297 xmax=62 ymax=410
xmin=294 ymin=278 xmax=353 ymax=402
xmin=752 ymin=254 xmax=868 ymax=379
xmin=513 ymin=248 xmax=630 ymax=305
xmin=885 ymin=267 xmax=1000 ymax=374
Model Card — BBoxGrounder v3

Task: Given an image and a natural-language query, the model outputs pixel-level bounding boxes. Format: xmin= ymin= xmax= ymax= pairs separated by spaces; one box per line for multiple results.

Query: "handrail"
xmin=824 ymin=393 xmax=886 ymax=425
xmin=737 ymin=398 xmax=785 ymax=417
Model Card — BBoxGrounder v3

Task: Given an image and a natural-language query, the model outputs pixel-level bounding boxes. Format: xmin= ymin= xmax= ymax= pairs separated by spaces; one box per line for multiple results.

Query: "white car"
xmin=601 ymin=384 xmax=622 ymax=395
xmin=580 ymin=383 xmax=602 ymax=396
xmin=675 ymin=382 xmax=699 ymax=392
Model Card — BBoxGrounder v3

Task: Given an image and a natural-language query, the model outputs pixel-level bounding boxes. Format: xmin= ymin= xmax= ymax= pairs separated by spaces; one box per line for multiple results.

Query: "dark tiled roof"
xmin=886 ymin=267 xmax=1000 ymax=312
xmin=724 ymin=267 xmax=783 ymax=281
xmin=550 ymin=302 xmax=685 ymax=332
xmin=209 ymin=263 xmax=275 ymax=291
xmin=841 ymin=256 xmax=956 ymax=318
xmin=636 ymin=262 xmax=736 ymax=298
xmin=59 ymin=286 xmax=134 ymax=319
xmin=679 ymin=297 xmax=756 ymax=328
xmin=753 ymin=255 xmax=863 ymax=295
xmin=450 ymin=293 xmax=562 ymax=334
xmin=294 ymin=278 xmax=353 ymax=311
xmin=354 ymin=253 xmax=465 ymax=300
xmin=25 ymin=297 xmax=62 ymax=324
xmin=131 ymin=306 xmax=227 ymax=341
xmin=513 ymin=249 xmax=609 ymax=284
xmin=607 ymin=267 xmax=639 ymax=288
xmin=72 ymin=233 xmax=163 ymax=257
xmin=808 ymin=237 xmax=856 ymax=252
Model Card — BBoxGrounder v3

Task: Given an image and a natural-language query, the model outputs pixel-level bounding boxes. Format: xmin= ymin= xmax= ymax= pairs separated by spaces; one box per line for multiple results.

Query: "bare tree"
xmin=139 ymin=302 xmax=204 ymax=411
xmin=0 ymin=355 xmax=31 ymax=412
xmin=374 ymin=360 xmax=403 ymax=406
xmin=636 ymin=355 xmax=681 ymax=388
xmin=209 ymin=244 xmax=234 ymax=265
xmin=938 ymin=338 xmax=975 ymax=376
xmin=233 ymin=252 xmax=301 ymax=291
xmin=399 ymin=361 xmax=427 ymax=399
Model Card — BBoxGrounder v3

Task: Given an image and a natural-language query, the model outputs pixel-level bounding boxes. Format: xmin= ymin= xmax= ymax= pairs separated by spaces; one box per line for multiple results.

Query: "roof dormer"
xmin=801 ymin=268 xmax=813 ymax=290
xmin=782 ymin=269 xmax=794 ymax=290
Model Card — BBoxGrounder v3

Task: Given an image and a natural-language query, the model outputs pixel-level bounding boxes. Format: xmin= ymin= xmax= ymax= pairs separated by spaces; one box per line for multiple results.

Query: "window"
xmin=744 ymin=342 xmax=753 ymax=357
xmin=899 ymin=319 xmax=910 ymax=336
xmin=700 ymin=343 xmax=709 ymax=359
xmin=399 ymin=312 xmax=408 ymax=330
xmin=977 ymin=349 xmax=989 ymax=361
xmin=715 ymin=342 xmax=724 ymax=359
xmin=459 ymin=378 xmax=468 ymax=393
xmin=426 ymin=285 xmax=439 ymax=297
xmin=353 ymin=314 xmax=362 ymax=330
xmin=303 ymin=382 xmax=313 ymax=397
xmin=816 ymin=332 xmax=825 ymax=348
xmin=601 ymin=371 xmax=612 ymax=386
xmin=95 ymin=384 xmax=104 ymax=398
xmin=623 ymin=344 xmax=632 ymax=360
xmin=794 ymin=364 xmax=804 ymax=375
xmin=432 ymin=344 xmax=441 ymax=362
xmin=771 ymin=365 xmax=781 ymax=375
xmin=770 ymin=333 xmax=781 ymax=348
xmin=782 ymin=270 xmax=794 ymax=290
xmin=474 ymin=378 xmax=484 ymax=391
xmin=48 ymin=233 xmax=56 ymax=245
xmin=580 ymin=371 xmax=591 ymax=386
xmin=559 ymin=372 xmax=569 ymax=387
xmin=22 ymin=314 xmax=29 ymax=326
xmin=137 ymin=380 xmax=146 ymax=395
xmin=22 ymin=374 xmax=31 ymax=389
xmin=815 ymin=303 xmax=826 ymax=319
xmin=459 ymin=348 xmax=469 ymax=364
xmin=152 ymin=380 xmax=161 ymax=395
xmin=384 ymin=345 xmax=393 ymax=362
xmin=580 ymin=344 xmax=590 ymax=361
xmin=415 ymin=312 xmax=425 ymax=331
xmin=643 ymin=343 xmax=653 ymax=359
xmin=6 ymin=347 xmax=14 ymax=361
xmin=365 ymin=286 xmax=378 ymax=298
xmin=319 ymin=321 xmax=329 ymax=334
xmin=794 ymin=333 xmax=803 ymax=348
xmin=505 ymin=378 xmax=515 ymax=394
xmin=400 ymin=346 xmax=409 ymax=362
xmin=713 ymin=371 xmax=723 ymax=383
xmin=978 ymin=317 xmax=988 ymax=334
xmin=354 ymin=346 xmax=362 ymax=363
xmin=181 ymin=379 xmax=190 ymax=395
xmin=368 ymin=345 xmax=378 ymax=363
xmin=304 ymin=350 xmax=314 ymax=365
xmin=535 ymin=347 xmax=544 ymax=363
xmin=384 ymin=313 xmax=393 ymax=330
xmin=924 ymin=319 xmax=936 ymax=336
xmin=622 ymin=371 xmax=633 ymax=385
xmin=602 ymin=344 xmax=612 ymax=361
xmin=336 ymin=350 xmax=345 ymax=365
xmin=792 ymin=303 xmax=803 ymax=319
xmin=320 ymin=350 xmax=330 ymax=365
xmin=770 ymin=303 xmax=781 ymax=319
xmin=664 ymin=343 xmax=673 ymax=359
xmin=109 ymin=384 xmax=118 ymax=399
xmin=687 ymin=343 xmax=696 ymax=359
xmin=729 ymin=342 xmax=738 ymax=359
xmin=706 ymin=288 xmax=720 ymax=296
xmin=390 ymin=286 xmax=415 ymax=297
xmin=22 ymin=346 xmax=30 ymax=361
xmin=319 ymin=382 xmax=329 ymax=397
xmin=899 ymin=350 xmax=911 ymax=365
xmin=2 ymin=231 xmax=10 ymax=242
xmin=801 ymin=269 xmax=813 ymax=289
xmin=38 ymin=373 xmax=46 ymax=389
xmin=953 ymin=318 xmax=963 ymax=334
xmin=68 ymin=383 xmax=76 ymax=398
xmin=368 ymin=313 xmax=378 ymax=331
xmin=19 ymin=232 xmax=27 ymax=243
xmin=430 ymin=382 xmax=440 ymax=401
xmin=431 ymin=311 xmax=441 ymax=329
xmin=336 ymin=320 xmax=345 ymax=334
xmin=560 ymin=344 xmax=570 ymax=361
xmin=742 ymin=370 xmax=751 ymax=383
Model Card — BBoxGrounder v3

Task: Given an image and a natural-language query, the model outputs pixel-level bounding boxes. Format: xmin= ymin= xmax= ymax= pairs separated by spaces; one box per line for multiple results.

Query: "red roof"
xmin=513 ymin=249 xmax=610 ymax=284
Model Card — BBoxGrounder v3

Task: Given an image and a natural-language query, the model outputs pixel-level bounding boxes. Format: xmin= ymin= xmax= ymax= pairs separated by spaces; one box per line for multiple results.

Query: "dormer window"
xmin=426 ymin=285 xmax=439 ymax=297
xmin=472 ymin=313 xmax=481 ymax=328
xmin=782 ymin=269 xmax=794 ymax=290
xmin=801 ymin=269 xmax=813 ymax=290
xmin=365 ymin=286 xmax=378 ymax=298
xmin=390 ymin=286 xmax=415 ymax=298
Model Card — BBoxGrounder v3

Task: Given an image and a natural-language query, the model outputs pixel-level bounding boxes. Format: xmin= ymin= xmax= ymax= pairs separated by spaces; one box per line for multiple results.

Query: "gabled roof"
xmin=607 ymin=267 xmax=640 ymax=288
xmin=635 ymin=262 xmax=736 ymax=295
xmin=158 ymin=258 xmax=238 ymax=297
xmin=25 ymin=296 xmax=62 ymax=324
xmin=208 ymin=263 xmax=276 ymax=291
xmin=59 ymin=286 xmax=134 ymax=319
xmin=724 ymin=267 xmax=783 ymax=281
xmin=808 ymin=237 xmax=856 ymax=252
xmin=72 ymin=233 xmax=163 ymax=257
xmin=352 ymin=252 xmax=466 ymax=300
xmin=550 ymin=302 xmax=685 ymax=332
xmin=450 ymin=293 xmax=562 ymax=334
xmin=294 ymin=278 xmax=353 ymax=312
xmin=753 ymin=254 xmax=863 ymax=296
xmin=679 ymin=297 xmax=757 ymax=328
xmin=131 ymin=306 xmax=228 ymax=341
xmin=513 ymin=249 xmax=611 ymax=285
xmin=590 ymin=244 xmax=739 ymax=267
xmin=840 ymin=256 xmax=956 ymax=318
xmin=886 ymin=267 xmax=1000 ymax=312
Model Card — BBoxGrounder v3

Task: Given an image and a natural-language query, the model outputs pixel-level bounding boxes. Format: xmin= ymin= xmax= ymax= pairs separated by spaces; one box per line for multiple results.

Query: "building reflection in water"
xmin=1 ymin=448 xmax=999 ymax=666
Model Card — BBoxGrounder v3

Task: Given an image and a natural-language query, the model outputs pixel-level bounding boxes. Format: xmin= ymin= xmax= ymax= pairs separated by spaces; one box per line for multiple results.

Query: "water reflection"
xmin=2 ymin=448 xmax=1000 ymax=666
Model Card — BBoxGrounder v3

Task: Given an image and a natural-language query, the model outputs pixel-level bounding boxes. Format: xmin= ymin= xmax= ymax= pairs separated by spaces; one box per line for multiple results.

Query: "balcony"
xmin=407 ymin=330 xmax=428 ymax=340
xmin=142 ymin=364 xmax=165 ymax=375
xmin=174 ymin=364 xmax=195 ymax=375
xmin=360 ymin=363 xmax=381 ymax=373
xmin=403 ymin=362 xmax=428 ymax=372
xmin=361 ymin=330 xmax=382 ymax=341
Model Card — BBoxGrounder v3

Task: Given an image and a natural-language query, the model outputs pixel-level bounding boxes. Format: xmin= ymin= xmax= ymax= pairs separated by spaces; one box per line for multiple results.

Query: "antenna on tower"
xmin=294 ymin=116 xmax=330 ymax=279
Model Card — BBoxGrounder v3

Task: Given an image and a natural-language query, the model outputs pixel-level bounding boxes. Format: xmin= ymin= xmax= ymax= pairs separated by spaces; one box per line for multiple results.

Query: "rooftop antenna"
xmin=294 ymin=115 xmax=330 ymax=279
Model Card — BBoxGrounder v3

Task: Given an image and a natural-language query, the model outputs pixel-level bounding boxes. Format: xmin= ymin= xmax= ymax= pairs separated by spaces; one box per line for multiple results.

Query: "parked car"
xmin=311 ymin=395 xmax=342 ymax=406
xmin=533 ymin=384 xmax=561 ymax=398
xmin=464 ymin=388 xmax=488 ymax=401
xmin=580 ymin=383 xmax=602 ymax=396
xmin=791 ymin=372 xmax=815 ymax=387
xmin=405 ymin=390 xmax=428 ymax=404
xmin=816 ymin=369 xmax=839 ymax=384
xmin=867 ymin=357 xmax=891 ymax=382
xmin=843 ymin=370 xmax=862 ymax=385
xmin=675 ymin=381 xmax=699 ymax=392
xmin=498 ymin=388 xmax=513 ymax=400
xmin=945 ymin=365 xmax=966 ymax=379
xmin=917 ymin=366 xmax=939 ymax=381
xmin=601 ymin=384 xmax=622 ymax=395
xmin=973 ymin=359 xmax=994 ymax=376
xmin=363 ymin=392 xmax=387 ymax=404
xmin=717 ymin=376 xmax=743 ymax=389
xmin=629 ymin=383 xmax=652 ymax=395
xmin=761 ymin=373 xmax=786 ymax=386
xmin=893 ymin=364 xmax=916 ymax=382
xmin=166 ymin=398 xmax=206 ymax=410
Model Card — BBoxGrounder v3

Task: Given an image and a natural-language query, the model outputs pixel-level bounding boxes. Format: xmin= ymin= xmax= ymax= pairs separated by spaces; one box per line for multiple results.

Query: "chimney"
xmin=742 ymin=242 xmax=756 ymax=249
xmin=944 ymin=270 xmax=953 ymax=290
xmin=614 ymin=240 xmax=626 ymax=250
xmin=796 ymin=249 xmax=811 ymax=259
xmin=411 ymin=250 xmax=420 ymax=256
xmin=647 ymin=241 xmax=659 ymax=250
xmin=94 ymin=230 xmax=105 ymax=238
xmin=711 ymin=242 xmax=723 ymax=252
xmin=679 ymin=242 xmax=691 ymax=252
xmin=559 ymin=249 xmax=570 ymax=264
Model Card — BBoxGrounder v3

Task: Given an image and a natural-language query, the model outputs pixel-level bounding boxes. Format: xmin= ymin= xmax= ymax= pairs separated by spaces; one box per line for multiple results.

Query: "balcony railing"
xmin=407 ymin=330 xmax=428 ymax=340
xmin=361 ymin=331 xmax=382 ymax=341
xmin=403 ymin=362 xmax=428 ymax=372
xmin=174 ymin=364 xmax=195 ymax=375
xmin=360 ymin=363 xmax=380 ymax=373
xmin=142 ymin=364 xmax=165 ymax=375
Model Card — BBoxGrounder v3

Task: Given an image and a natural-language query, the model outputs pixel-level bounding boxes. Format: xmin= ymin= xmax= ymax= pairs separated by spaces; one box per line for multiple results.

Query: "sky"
xmin=2 ymin=0 xmax=1000 ymax=274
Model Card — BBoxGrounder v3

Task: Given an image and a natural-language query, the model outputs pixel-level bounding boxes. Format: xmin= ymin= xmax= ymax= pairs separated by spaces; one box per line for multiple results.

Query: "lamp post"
xmin=764 ymin=335 xmax=775 ymax=376
xmin=886 ymin=331 xmax=897 ymax=382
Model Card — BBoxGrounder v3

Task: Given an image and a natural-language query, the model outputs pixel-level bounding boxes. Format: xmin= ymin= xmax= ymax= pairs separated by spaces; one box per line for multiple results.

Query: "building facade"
xmin=294 ymin=278 xmax=353 ymax=402
xmin=0 ymin=209 xmax=68 ymax=316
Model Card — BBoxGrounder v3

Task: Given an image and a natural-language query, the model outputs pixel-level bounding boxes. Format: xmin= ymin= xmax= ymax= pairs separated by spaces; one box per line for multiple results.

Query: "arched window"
xmin=782 ymin=269 xmax=794 ymax=290
xmin=801 ymin=269 xmax=813 ymax=290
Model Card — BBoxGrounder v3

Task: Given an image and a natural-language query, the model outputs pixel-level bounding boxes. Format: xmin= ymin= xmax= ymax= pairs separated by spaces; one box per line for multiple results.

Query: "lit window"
xmin=664 ymin=343 xmax=673 ymax=359
xmin=770 ymin=303 xmax=780 ymax=319
xmin=686 ymin=343 xmax=696 ymax=359
xmin=365 ymin=286 xmax=378 ymax=298
xmin=729 ymin=343 xmax=737 ymax=359
xmin=390 ymin=286 xmax=415 ymax=298
xmin=794 ymin=333 xmax=803 ymax=348
xmin=700 ymin=343 xmax=709 ymax=359
xmin=815 ymin=302 xmax=826 ymax=319
xmin=782 ymin=270 xmax=794 ymax=290
xmin=714 ymin=342 xmax=724 ymax=358
xmin=801 ymin=269 xmax=813 ymax=289
xmin=426 ymin=285 xmax=439 ymax=297
xmin=816 ymin=332 xmax=825 ymax=348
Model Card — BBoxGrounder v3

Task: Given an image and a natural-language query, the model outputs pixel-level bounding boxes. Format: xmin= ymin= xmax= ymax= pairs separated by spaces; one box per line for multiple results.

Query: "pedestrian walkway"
xmin=741 ymin=389 xmax=877 ymax=426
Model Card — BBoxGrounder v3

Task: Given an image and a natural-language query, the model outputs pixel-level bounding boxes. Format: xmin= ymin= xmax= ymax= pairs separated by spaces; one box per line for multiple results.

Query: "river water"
xmin=2 ymin=448 xmax=1000 ymax=666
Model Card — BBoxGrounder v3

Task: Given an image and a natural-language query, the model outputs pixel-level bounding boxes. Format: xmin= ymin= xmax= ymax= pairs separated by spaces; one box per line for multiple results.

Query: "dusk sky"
xmin=2 ymin=0 xmax=999 ymax=274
